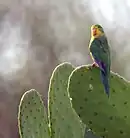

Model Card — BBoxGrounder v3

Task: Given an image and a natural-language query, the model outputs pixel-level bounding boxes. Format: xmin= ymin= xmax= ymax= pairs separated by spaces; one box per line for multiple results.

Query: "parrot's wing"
xmin=98 ymin=36 xmax=111 ymax=68
xmin=90 ymin=37 xmax=110 ymax=74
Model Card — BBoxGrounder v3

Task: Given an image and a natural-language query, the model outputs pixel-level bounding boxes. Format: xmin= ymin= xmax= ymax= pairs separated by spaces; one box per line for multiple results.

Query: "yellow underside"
xmin=88 ymin=37 xmax=95 ymax=62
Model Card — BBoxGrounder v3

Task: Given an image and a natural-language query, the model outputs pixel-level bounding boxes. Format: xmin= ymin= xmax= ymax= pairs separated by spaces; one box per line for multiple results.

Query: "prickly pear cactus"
xmin=18 ymin=89 xmax=50 ymax=138
xmin=48 ymin=62 xmax=86 ymax=138
xmin=18 ymin=62 xmax=87 ymax=138
xmin=68 ymin=65 xmax=130 ymax=138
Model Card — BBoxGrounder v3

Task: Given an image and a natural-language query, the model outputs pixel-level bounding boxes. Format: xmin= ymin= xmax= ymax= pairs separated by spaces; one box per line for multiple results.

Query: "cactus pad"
xmin=48 ymin=62 xmax=85 ymax=138
xmin=68 ymin=65 xmax=130 ymax=138
xmin=18 ymin=89 xmax=50 ymax=138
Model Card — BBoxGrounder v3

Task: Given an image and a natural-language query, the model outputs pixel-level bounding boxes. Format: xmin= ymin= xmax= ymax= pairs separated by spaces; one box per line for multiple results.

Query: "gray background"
xmin=0 ymin=0 xmax=129 ymax=137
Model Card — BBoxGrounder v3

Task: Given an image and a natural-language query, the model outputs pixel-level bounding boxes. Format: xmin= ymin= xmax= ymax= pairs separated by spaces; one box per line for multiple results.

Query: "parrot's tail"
xmin=98 ymin=62 xmax=110 ymax=97
xmin=94 ymin=60 xmax=110 ymax=97
xmin=100 ymin=69 xmax=110 ymax=97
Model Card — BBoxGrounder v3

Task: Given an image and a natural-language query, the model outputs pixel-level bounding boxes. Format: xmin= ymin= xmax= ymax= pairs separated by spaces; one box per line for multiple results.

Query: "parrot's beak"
xmin=92 ymin=28 xmax=97 ymax=36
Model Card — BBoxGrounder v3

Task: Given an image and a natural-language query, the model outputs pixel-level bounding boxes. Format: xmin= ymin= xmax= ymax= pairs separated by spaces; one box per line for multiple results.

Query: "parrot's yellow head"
xmin=91 ymin=24 xmax=105 ymax=38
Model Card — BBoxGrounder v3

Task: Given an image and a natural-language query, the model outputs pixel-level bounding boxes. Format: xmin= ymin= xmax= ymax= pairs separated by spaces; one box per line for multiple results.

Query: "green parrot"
xmin=88 ymin=24 xmax=111 ymax=97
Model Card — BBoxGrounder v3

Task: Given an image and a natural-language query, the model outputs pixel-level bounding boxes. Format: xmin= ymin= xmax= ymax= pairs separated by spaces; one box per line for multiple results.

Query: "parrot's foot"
xmin=92 ymin=62 xmax=98 ymax=67
xmin=88 ymin=63 xmax=98 ymax=70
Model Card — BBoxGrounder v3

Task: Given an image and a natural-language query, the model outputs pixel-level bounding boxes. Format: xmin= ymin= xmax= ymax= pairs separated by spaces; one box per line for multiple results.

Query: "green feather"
xmin=89 ymin=35 xmax=111 ymax=74
xmin=94 ymin=24 xmax=104 ymax=33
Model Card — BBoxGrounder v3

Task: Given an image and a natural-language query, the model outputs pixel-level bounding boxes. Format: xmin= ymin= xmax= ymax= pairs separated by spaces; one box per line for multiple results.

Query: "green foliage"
xmin=18 ymin=89 xmax=50 ymax=138
xmin=19 ymin=62 xmax=130 ymax=138
xmin=18 ymin=62 xmax=86 ymax=138
xmin=48 ymin=62 xmax=85 ymax=138
xmin=68 ymin=65 xmax=130 ymax=138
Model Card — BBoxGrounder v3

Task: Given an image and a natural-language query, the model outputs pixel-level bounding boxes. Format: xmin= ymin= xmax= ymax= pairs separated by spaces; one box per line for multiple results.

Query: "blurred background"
xmin=0 ymin=0 xmax=129 ymax=137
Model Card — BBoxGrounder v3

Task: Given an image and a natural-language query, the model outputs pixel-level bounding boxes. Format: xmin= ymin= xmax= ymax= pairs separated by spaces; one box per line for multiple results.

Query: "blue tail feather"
xmin=100 ymin=70 xmax=110 ymax=97
xmin=95 ymin=60 xmax=110 ymax=97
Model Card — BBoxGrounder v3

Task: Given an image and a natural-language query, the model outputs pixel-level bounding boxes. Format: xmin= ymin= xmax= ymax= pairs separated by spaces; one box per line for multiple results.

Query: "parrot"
xmin=88 ymin=24 xmax=111 ymax=97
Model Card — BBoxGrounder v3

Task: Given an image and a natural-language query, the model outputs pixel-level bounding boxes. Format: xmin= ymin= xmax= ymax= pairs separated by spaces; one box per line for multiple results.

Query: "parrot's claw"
xmin=88 ymin=63 xmax=97 ymax=70
xmin=92 ymin=62 xmax=98 ymax=67
xmin=88 ymin=63 xmax=98 ymax=70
